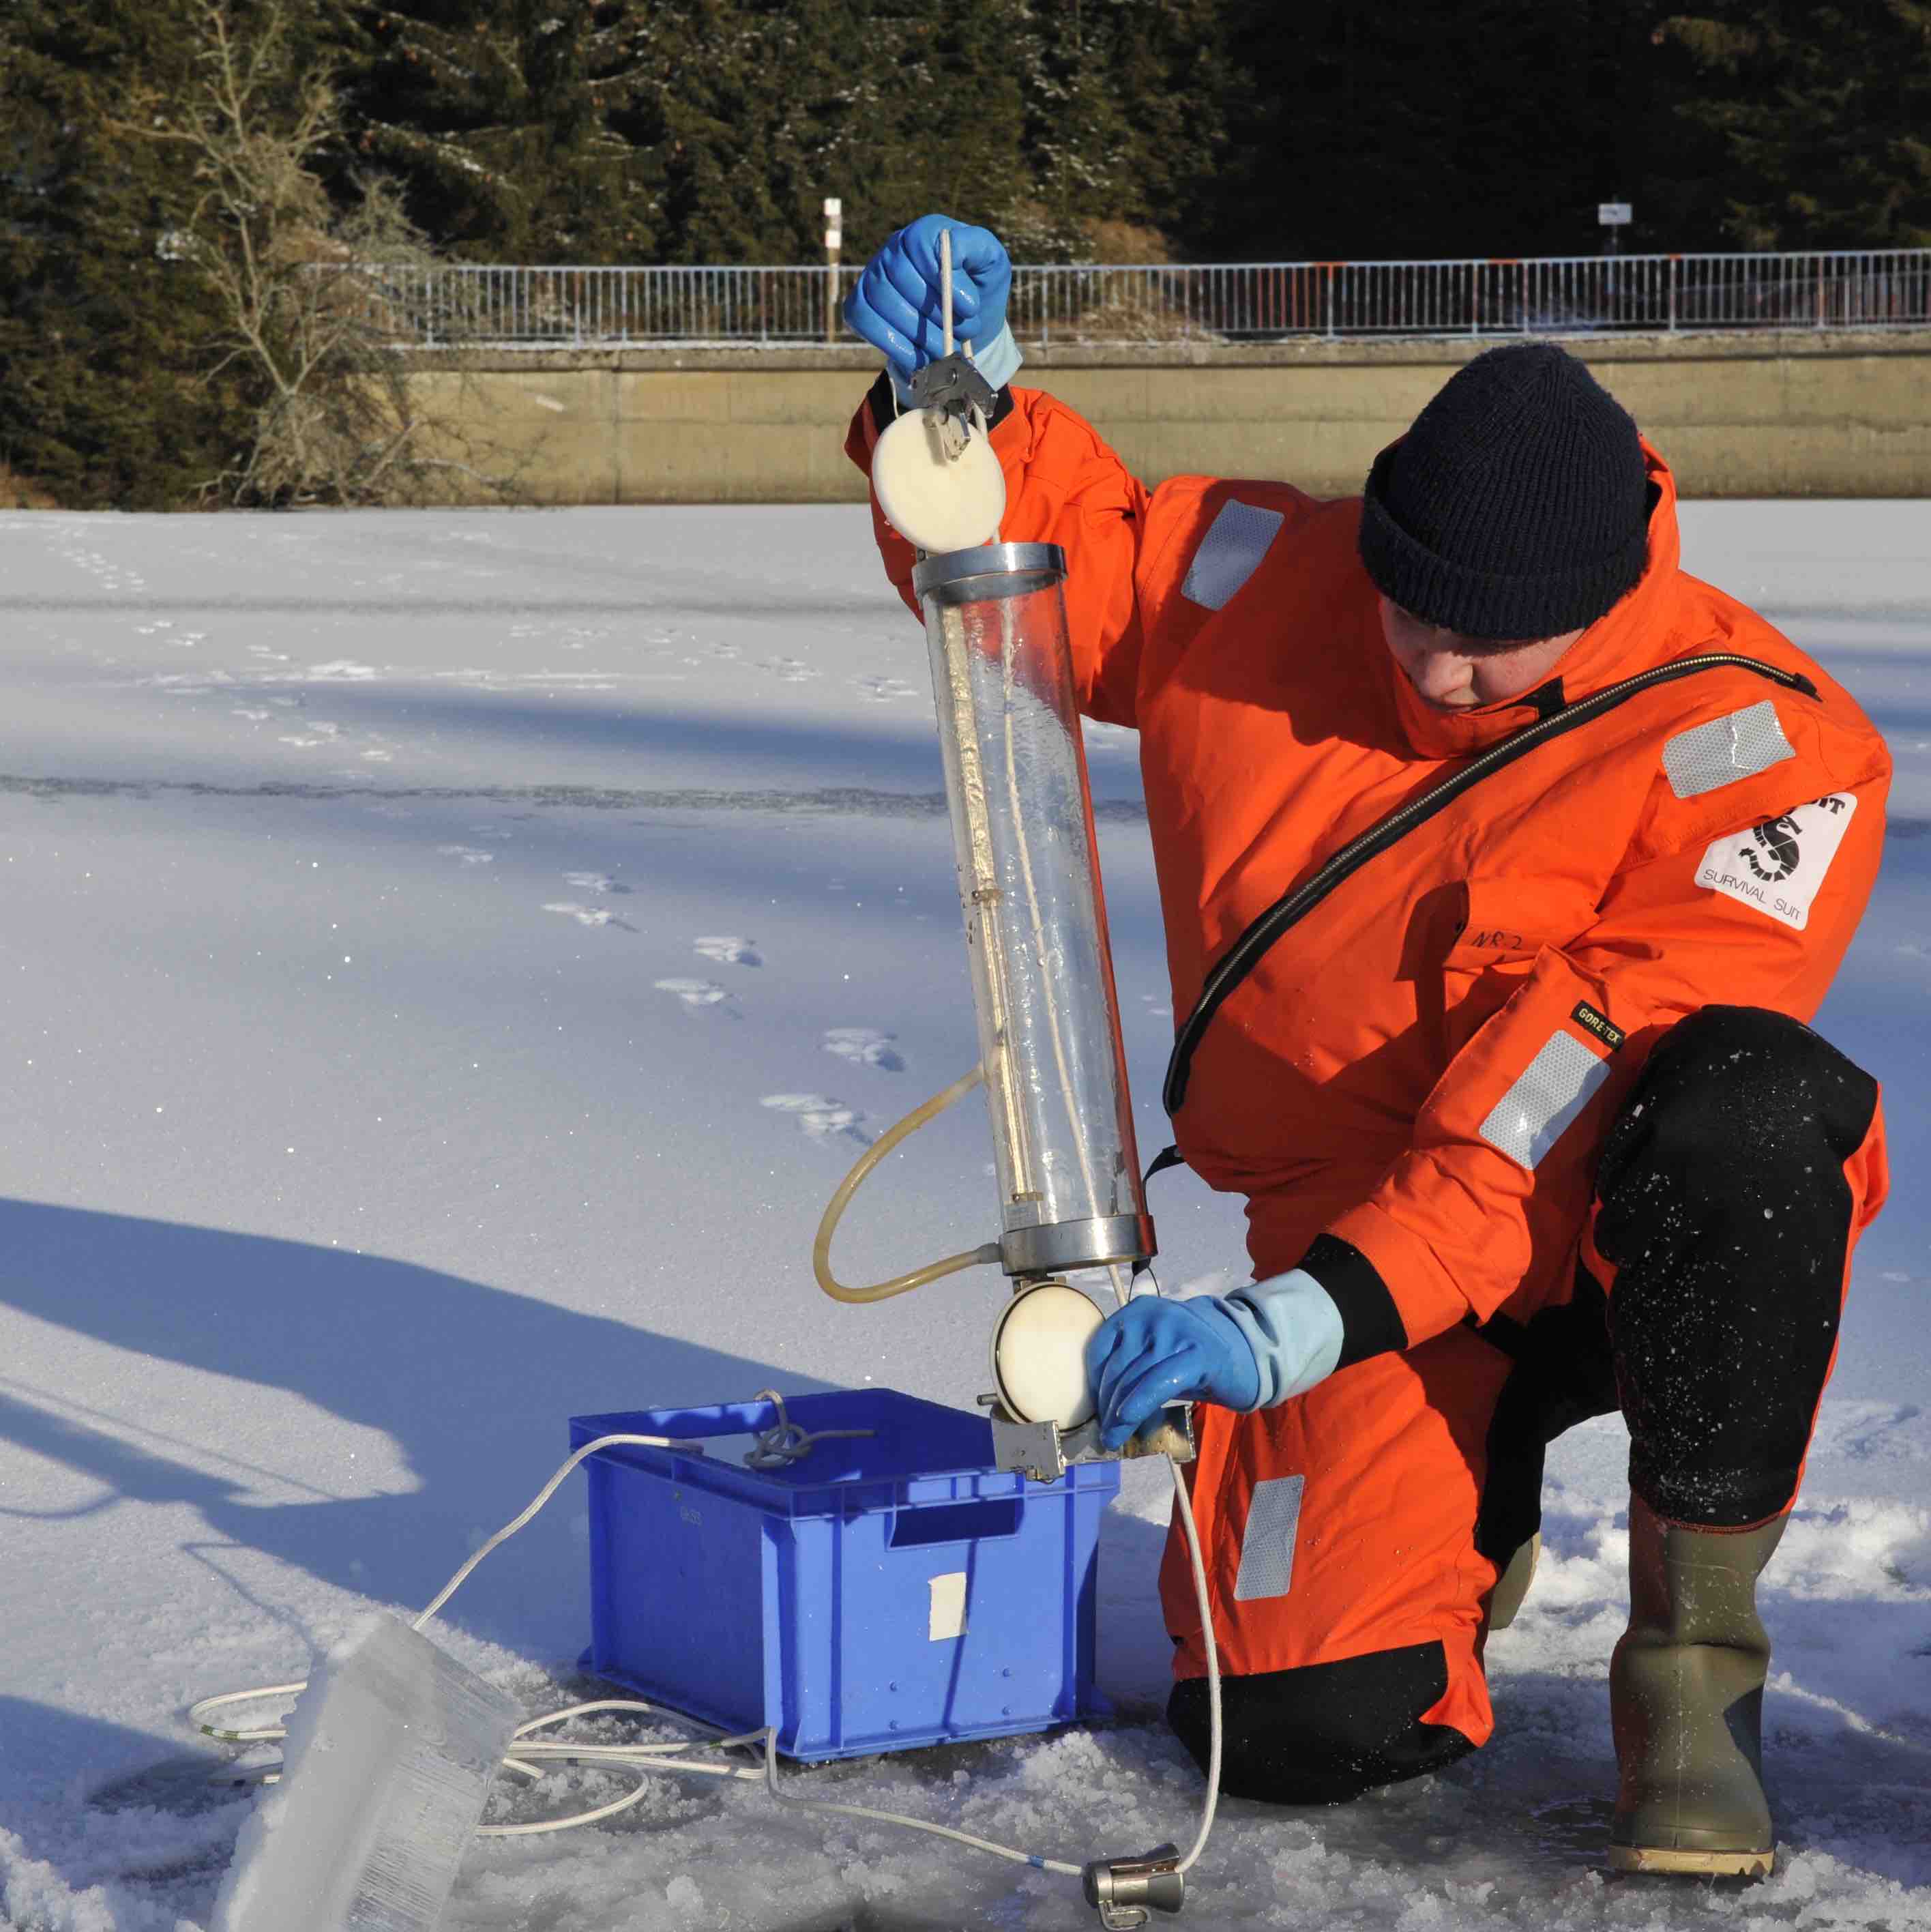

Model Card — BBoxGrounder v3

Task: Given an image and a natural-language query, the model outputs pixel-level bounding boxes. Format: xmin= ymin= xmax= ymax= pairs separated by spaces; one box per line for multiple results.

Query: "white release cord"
xmin=190 ymin=1415 xmax=1222 ymax=1884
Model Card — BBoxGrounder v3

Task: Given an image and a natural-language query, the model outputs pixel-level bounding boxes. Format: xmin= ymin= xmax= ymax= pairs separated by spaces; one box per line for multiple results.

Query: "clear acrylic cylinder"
xmin=912 ymin=542 xmax=1155 ymax=1279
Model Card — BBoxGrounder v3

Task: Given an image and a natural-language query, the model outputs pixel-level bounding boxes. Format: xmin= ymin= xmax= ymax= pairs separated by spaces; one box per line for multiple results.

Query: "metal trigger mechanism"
xmin=909 ymin=352 xmax=998 ymax=460
xmin=984 ymin=1401 xmax=1196 ymax=1486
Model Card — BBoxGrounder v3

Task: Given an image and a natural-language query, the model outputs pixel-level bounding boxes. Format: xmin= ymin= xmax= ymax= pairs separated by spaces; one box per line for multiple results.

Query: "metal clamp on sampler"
xmin=907 ymin=351 xmax=999 ymax=460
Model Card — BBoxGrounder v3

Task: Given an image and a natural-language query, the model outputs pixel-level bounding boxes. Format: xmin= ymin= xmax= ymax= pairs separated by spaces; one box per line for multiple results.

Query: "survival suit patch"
xmin=1694 ymin=793 xmax=1857 ymax=931
xmin=1570 ymin=1001 xmax=1625 ymax=1051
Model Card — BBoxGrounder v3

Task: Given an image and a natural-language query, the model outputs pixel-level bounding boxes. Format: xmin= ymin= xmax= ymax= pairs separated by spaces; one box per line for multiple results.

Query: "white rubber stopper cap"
xmin=870 ymin=409 xmax=1006 ymax=555
xmin=991 ymin=1282 xmax=1104 ymax=1431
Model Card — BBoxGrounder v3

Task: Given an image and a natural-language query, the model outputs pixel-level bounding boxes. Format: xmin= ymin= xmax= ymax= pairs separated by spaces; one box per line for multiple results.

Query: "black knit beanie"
xmin=1358 ymin=342 xmax=1653 ymax=641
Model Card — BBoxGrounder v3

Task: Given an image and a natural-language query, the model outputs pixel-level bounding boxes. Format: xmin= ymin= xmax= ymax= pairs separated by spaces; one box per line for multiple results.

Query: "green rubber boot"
xmin=1608 ymin=1495 xmax=1787 ymax=1877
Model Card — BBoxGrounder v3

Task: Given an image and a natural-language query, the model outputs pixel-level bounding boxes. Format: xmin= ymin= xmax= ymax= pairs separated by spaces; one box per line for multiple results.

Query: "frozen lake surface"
xmin=0 ymin=499 xmax=1926 ymax=1929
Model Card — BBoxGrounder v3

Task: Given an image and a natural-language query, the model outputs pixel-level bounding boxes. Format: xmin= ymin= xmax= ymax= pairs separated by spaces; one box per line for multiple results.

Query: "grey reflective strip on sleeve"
xmin=1233 ymin=1474 xmax=1306 ymax=1602
xmin=1662 ymin=701 xmax=1795 ymax=799
xmin=1181 ymin=501 xmax=1286 ymax=611
xmin=1479 ymin=1031 xmax=1612 ymax=1169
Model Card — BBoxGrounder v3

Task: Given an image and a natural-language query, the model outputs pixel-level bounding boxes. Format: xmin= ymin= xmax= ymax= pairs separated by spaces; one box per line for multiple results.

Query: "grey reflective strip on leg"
xmin=1479 ymin=1031 xmax=1613 ymax=1169
xmin=1233 ymin=1474 xmax=1306 ymax=1602
xmin=1181 ymin=501 xmax=1286 ymax=611
xmin=1661 ymin=701 xmax=1795 ymax=799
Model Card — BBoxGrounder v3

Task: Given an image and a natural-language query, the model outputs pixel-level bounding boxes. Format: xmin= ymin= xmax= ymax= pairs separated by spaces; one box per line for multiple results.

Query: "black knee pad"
xmin=1595 ymin=1005 xmax=1879 ymax=1525
xmin=1168 ymin=1641 xmax=1477 ymax=1804
xmin=1596 ymin=1006 xmax=1876 ymax=1238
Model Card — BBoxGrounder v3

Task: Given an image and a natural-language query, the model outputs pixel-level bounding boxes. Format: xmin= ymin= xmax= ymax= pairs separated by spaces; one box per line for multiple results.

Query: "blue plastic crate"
xmin=571 ymin=1389 xmax=1118 ymax=1762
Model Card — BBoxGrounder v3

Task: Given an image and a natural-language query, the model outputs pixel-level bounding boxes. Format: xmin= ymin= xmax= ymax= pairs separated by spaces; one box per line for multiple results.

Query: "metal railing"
xmin=344 ymin=250 xmax=1931 ymax=350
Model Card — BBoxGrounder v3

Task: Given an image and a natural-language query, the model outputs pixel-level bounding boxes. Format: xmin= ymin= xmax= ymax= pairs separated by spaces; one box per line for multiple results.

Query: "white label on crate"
xmin=928 ymin=1572 xmax=968 ymax=1641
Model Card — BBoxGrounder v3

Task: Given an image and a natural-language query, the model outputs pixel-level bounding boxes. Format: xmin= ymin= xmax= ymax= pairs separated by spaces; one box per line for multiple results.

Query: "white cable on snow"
xmin=187 ymin=1680 xmax=312 ymax=1744
xmin=411 ymin=1432 xmax=695 ymax=1632
xmin=190 ymin=1420 xmax=1223 ymax=1890
xmin=1167 ymin=1457 xmax=1220 ymax=1873
xmin=759 ymin=1727 xmax=1082 ymax=1875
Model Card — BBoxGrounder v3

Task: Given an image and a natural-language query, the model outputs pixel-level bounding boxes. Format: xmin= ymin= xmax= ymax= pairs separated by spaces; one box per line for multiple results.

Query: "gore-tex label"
xmin=1570 ymin=1001 xmax=1625 ymax=1051
xmin=1694 ymin=793 xmax=1858 ymax=930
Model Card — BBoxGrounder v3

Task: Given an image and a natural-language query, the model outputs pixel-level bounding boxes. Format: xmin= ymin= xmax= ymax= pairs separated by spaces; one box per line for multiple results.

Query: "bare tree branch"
xmin=123 ymin=0 xmax=530 ymax=508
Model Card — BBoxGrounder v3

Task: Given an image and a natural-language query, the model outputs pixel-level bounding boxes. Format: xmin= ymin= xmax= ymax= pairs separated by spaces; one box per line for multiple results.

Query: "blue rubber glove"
xmin=1084 ymin=1272 xmax=1346 ymax=1451
xmin=1085 ymin=1296 xmax=1262 ymax=1452
xmin=843 ymin=213 xmax=1022 ymax=397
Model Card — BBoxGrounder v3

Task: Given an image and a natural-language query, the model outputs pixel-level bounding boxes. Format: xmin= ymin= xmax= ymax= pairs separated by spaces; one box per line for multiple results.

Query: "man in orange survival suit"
xmin=844 ymin=216 xmax=1889 ymax=1875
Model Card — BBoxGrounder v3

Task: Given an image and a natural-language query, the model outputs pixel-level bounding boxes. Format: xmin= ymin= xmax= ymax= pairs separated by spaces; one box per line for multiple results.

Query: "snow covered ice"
xmin=0 ymin=499 xmax=1926 ymax=1930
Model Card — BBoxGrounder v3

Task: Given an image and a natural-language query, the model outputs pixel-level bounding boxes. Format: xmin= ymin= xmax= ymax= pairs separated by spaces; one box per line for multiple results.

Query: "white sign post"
xmin=824 ymin=196 xmax=842 ymax=342
xmin=1598 ymin=201 xmax=1632 ymax=257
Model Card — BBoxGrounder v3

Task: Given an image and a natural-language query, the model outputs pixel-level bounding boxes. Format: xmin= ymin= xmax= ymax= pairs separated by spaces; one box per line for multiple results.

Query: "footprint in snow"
xmin=439 ymin=845 xmax=497 ymax=866
xmin=761 ymin=1094 xmax=868 ymax=1142
xmin=695 ymin=935 xmax=761 ymax=967
xmin=233 ymin=706 xmax=271 ymax=722
xmin=280 ymin=721 xmax=342 ymax=747
xmin=563 ymin=871 xmax=629 ymax=896
xmin=544 ymin=901 xmax=631 ymax=928
xmin=655 ymin=978 xmax=730 ymax=1008
xmin=855 ymin=675 xmax=919 ymax=703
xmin=758 ymin=656 xmax=821 ymax=683
xmin=823 ymin=1027 xmax=904 ymax=1071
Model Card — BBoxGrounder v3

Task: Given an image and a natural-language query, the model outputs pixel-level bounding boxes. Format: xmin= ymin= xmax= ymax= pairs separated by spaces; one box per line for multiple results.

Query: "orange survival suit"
xmin=846 ymin=380 xmax=1890 ymax=1771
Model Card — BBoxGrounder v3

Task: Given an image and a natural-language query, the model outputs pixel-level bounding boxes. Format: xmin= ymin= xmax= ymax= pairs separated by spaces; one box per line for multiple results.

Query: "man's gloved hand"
xmin=1083 ymin=1271 xmax=1346 ymax=1451
xmin=1085 ymin=1296 xmax=1263 ymax=1451
xmin=843 ymin=213 xmax=1021 ymax=396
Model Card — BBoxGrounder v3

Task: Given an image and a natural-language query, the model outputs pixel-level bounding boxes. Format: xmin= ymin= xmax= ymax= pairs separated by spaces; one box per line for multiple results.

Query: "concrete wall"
xmin=410 ymin=330 xmax=1931 ymax=503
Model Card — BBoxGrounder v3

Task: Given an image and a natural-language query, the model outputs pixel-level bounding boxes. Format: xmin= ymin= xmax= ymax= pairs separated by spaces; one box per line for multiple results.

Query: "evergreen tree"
xmin=606 ymin=0 xmax=788 ymax=263
xmin=1104 ymin=0 xmax=1231 ymax=256
xmin=331 ymin=1 xmax=655 ymax=258
xmin=864 ymin=1 xmax=1037 ymax=253
xmin=619 ymin=0 xmax=1040 ymax=265
xmin=1196 ymin=0 xmax=1645 ymax=261
xmin=0 ymin=0 xmax=262 ymax=506
xmin=1655 ymin=1 xmax=1931 ymax=247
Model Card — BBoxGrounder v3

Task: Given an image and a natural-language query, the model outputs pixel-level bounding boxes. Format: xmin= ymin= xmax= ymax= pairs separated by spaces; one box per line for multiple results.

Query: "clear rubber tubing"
xmin=810 ymin=1064 xmax=1003 ymax=1303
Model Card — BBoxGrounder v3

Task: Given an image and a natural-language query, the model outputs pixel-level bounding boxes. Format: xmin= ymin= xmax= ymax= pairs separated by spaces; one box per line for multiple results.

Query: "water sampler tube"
xmin=915 ymin=540 xmax=1155 ymax=1285
xmin=803 ymin=529 xmax=1166 ymax=1460
xmin=808 ymin=252 xmax=1170 ymax=1469
xmin=810 ymin=526 xmax=1184 ymax=1478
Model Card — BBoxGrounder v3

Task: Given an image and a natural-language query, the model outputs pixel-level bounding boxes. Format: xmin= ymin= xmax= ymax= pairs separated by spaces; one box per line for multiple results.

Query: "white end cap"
xmin=871 ymin=409 xmax=1005 ymax=556
xmin=991 ymin=1281 xmax=1104 ymax=1432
